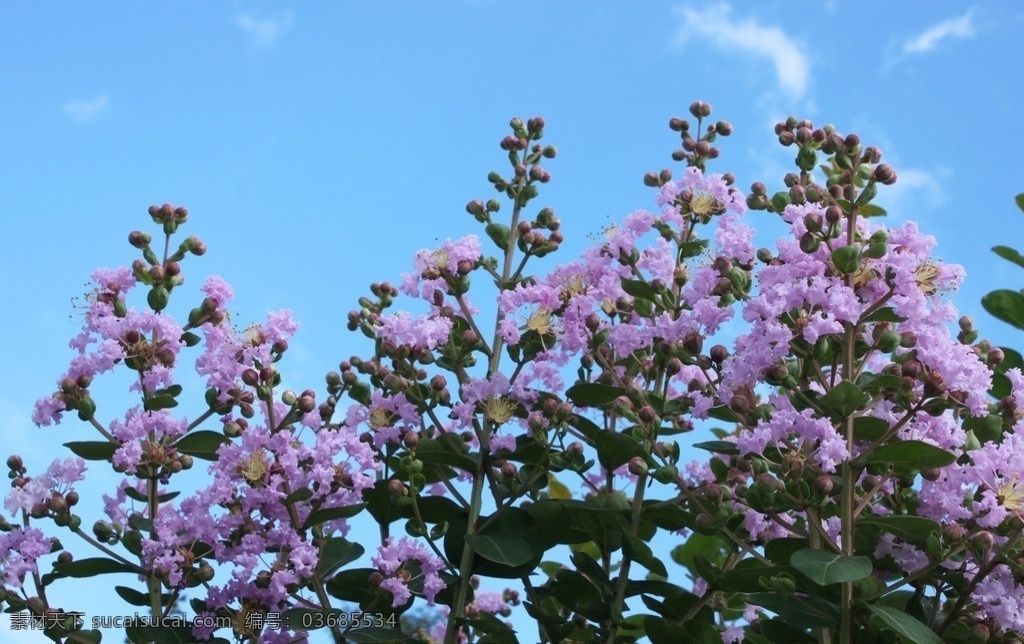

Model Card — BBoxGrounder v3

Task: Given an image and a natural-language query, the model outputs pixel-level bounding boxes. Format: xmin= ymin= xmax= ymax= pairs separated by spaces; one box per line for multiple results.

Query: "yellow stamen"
xmin=690 ymin=191 xmax=720 ymax=217
xmin=559 ymin=274 xmax=588 ymax=300
xmin=997 ymin=475 xmax=1024 ymax=513
xmin=242 ymin=324 xmax=266 ymax=348
xmin=431 ymin=249 xmax=450 ymax=270
xmin=526 ymin=307 xmax=554 ymax=336
xmin=369 ymin=407 xmax=396 ymax=431
xmin=237 ymin=449 xmax=269 ymax=486
xmin=484 ymin=396 xmax=517 ymax=425
xmin=914 ymin=262 xmax=942 ymax=296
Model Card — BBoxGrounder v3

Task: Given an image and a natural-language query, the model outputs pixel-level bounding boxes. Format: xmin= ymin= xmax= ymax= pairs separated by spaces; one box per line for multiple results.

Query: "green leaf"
xmin=854 ymin=417 xmax=890 ymax=441
xmin=143 ymin=393 xmax=178 ymax=411
xmin=621 ymin=278 xmax=656 ymax=301
xmin=1016 ymin=193 xmax=1024 ymax=213
xmin=860 ymin=440 xmax=955 ymax=469
xmin=623 ymin=533 xmax=668 ymax=577
xmin=859 ymin=204 xmax=887 ymax=217
xmin=464 ymin=533 xmax=533 ymax=567
xmin=63 ymin=441 xmax=118 ymax=461
xmin=485 ymin=223 xmax=511 ymax=251
xmin=348 ymin=382 xmax=372 ymax=406
xmin=820 ymin=381 xmax=869 ymax=417
xmin=115 ymin=585 xmax=153 ymax=607
xmin=862 ymin=307 xmax=906 ymax=323
xmin=324 ymin=567 xmax=378 ymax=603
xmin=565 ymin=382 xmax=623 ymax=407
xmin=860 ymin=516 xmax=940 ymax=544
xmin=283 ymin=487 xmax=313 ymax=504
xmin=594 ymin=430 xmax=643 ymax=471
xmin=715 ymin=560 xmax=793 ymax=592
xmin=993 ymin=246 xmax=1024 ymax=270
xmin=671 ymin=534 xmax=727 ymax=579
xmin=866 ymin=604 xmax=942 ymax=644
xmin=983 ymin=289 xmax=1024 ymax=331
xmin=173 ymin=431 xmax=231 ymax=461
xmin=302 ymin=503 xmax=367 ymax=530
xmin=830 ymin=245 xmax=861 ymax=274
xmin=317 ymin=537 xmax=364 ymax=577
xmin=746 ymin=592 xmax=839 ymax=629
xmin=53 ymin=557 xmax=136 ymax=578
xmin=693 ymin=440 xmax=739 ymax=456
xmin=790 ymin=549 xmax=872 ymax=585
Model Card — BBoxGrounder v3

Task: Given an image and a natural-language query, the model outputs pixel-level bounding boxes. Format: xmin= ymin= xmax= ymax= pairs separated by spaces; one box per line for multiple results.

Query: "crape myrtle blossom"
xmin=372 ymin=536 xmax=446 ymax=607
xmin=376 ymin=312 xmax=454 ymax=350
xmin=4 ymin=457 xmax=86 ymax=515
xmin=400 ymin=235 xmax=483 ymax=302
xmin=345 ymin=390 xmax=421 ymax=449
xmin=195 ymin=308 xmax=300 ymax=405
xmin=0 ymin=527 xmax=53 ymax=589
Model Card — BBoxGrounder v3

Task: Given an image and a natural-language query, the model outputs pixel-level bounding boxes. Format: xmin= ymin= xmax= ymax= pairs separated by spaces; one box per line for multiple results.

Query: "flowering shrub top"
xmin=5 ymin=105 xmax=1023 ymax=644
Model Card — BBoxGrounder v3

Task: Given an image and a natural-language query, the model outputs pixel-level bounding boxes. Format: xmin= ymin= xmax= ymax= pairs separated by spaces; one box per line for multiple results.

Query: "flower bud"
xmin=627 ymin=457 xmax=648 ymax=476
xmin=466 ymin=200 xmax=486 ymax=216
xmin=387 ymin=479 xmax=406 ymax=496
xmin=812 ymin=475 xmax=834 ymax=496
xmin=6 ymin=455 xmax=22 ymax=471
xmin=873 ymin=164 xmax=897 ymax=185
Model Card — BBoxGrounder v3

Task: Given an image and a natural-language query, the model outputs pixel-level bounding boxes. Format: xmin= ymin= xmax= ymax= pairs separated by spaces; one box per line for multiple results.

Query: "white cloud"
xmin=63 ymin=94 xmax=109 ymax=122
xmin=673 ymin=3 xmax=810 ymax=99
xmin=902 ymin=10 xmax=976 ymax=54
xmin=235 ymin=11 xmax=294 ymax=48
xmin=872 ymin=166 xmax=949 ymax=221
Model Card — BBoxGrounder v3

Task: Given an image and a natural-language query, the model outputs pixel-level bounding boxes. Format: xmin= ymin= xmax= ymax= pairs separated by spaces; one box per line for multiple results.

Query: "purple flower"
xmin=372 ymin=536 xmax=446 ymax=607
xmin=200 ymin=275 xmax=234 ymax=306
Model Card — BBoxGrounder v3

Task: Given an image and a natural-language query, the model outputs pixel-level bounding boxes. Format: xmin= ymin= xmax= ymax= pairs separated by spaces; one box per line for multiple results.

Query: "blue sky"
xmin=1 ymin=2 xmax=1023 ymax=640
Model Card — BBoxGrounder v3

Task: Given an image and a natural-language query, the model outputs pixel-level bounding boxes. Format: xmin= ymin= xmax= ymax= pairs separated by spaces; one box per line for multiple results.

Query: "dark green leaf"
xmin=854 ymin=417 xmax=890 ymax=441
xmin=716 ymin=560 xmax=793 ymax=592
xmin=819 ymin=381 xmax=868 ymax=417
xmin=415 ymin=439 xmax=477 ymax=472
xmin=464 ymin=533 xmax=533 ymax=567
xmin=859 ymin=204 xmax=887 ymax=217
xmin=759 ymin=619 xmax=818 ymax=643
xmin=324 ymin=568 xmax=378 ymax=603
xmin=859 ymin=516 xmax=940 ymax=544
xmin=621 ymin=278 xmax=656 ymax=301
xmin=671 ymin=534 xmax=727 ymax=579
xmin=565 ymin=382 xmax=623 ymax=407
xmin=344 ymin=627 xmax=410 ymax=643
xmin=115 ymin=585 xmax=153 ymax=607
xmin=595 ymin=431 xmax=643 ymax=471
xmin=866 ymin=604 xmax=942 ymax=644
xmin=283 ymin=487 xmax=313 ymax=504
xmin=790 ymin=549 xmax=872 ymax=585
xmin=143 ymin=393 xmax=178 ymax=411
xmin=317 ymin=537 xmax=364 ymax=577
xmin=746 ymin=592 xmax=839 ymax=628
xmin=173 ymin=431 xmax=231 ymax=461
xmin=693 ymin=440 xmax=739 ymax=456
xmin=53 ymin=557 xmax=136 ymax=578
xmin=63 ymin=441 xmax=117 ymax=461
xmin=982 ymin=289 xmax=1024 ymax=331
xmin=348 ymin=382 xmax=372 ymax=406
xmin=1016 ymin=193 xmax=1024 ymax=213
xmin=993 ymin=246 xmax=1024 ymax=270
xmin=860 ymin=440 xmax=955 ymax=469
xmin=623 ymin=533 xmax=668 ymax=577
xmin=485 ymin=223 xmax=511 ymax=251
xmin=302 ymin=503 xmax=366 ymax=530
xmin=862 ymin=307 xmax=906 ymax=323
xmin=830 ymin=246 xmax=861 ymax=275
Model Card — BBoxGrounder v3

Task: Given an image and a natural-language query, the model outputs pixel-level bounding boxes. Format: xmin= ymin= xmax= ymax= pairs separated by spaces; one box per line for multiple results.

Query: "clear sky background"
xmin=1 ymin=2 xmax=1023 ymax=641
